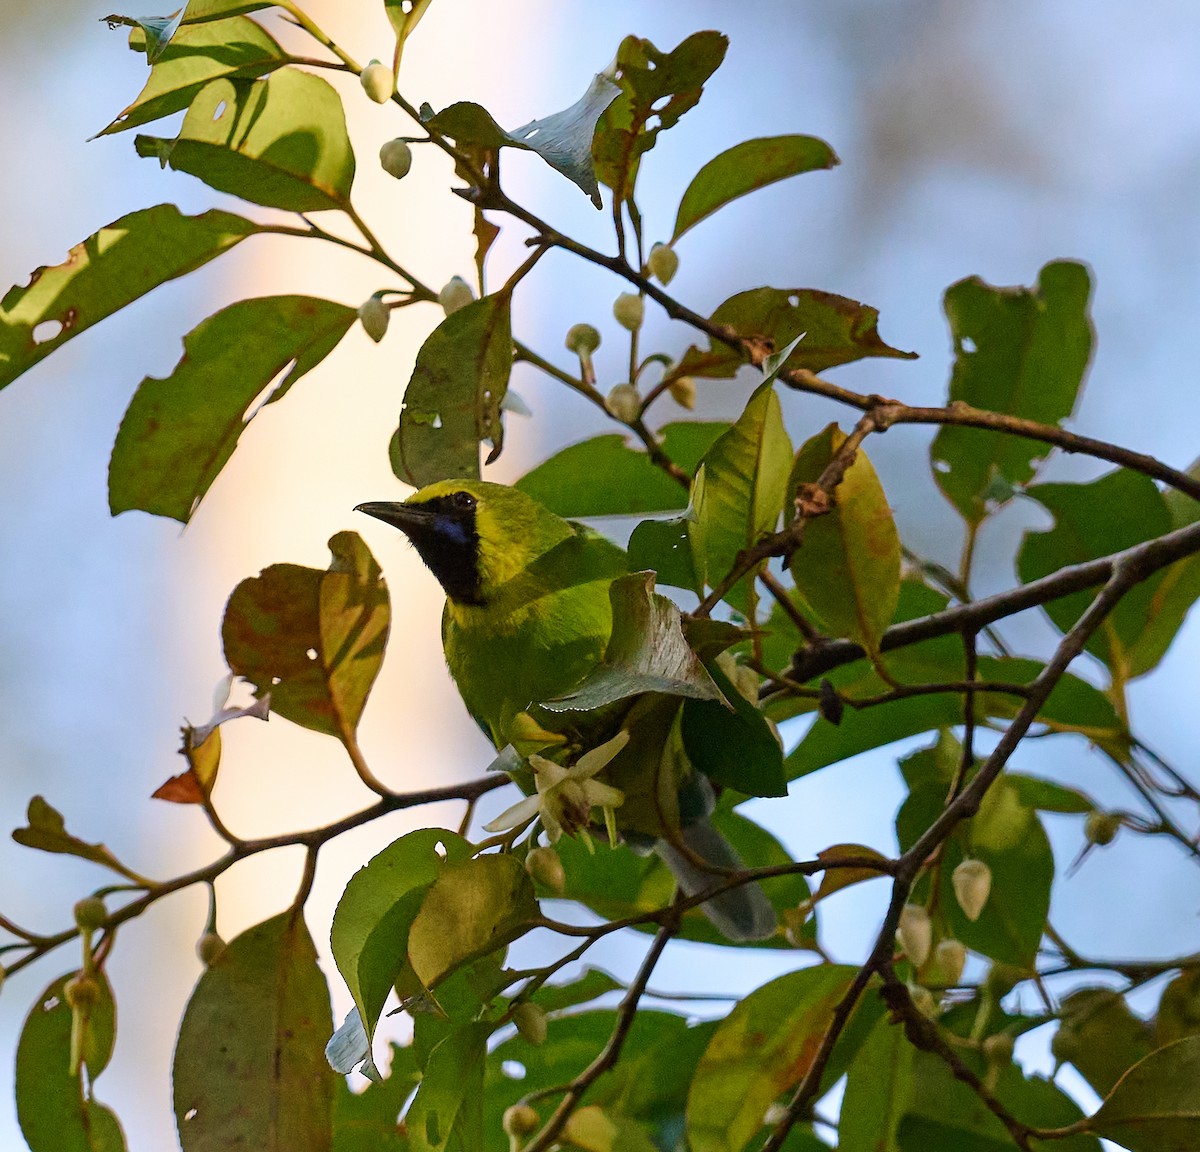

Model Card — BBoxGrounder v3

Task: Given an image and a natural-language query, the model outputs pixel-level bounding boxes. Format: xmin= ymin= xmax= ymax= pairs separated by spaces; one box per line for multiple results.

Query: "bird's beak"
xmin=354 ymin=500 xmax=433 ymax=537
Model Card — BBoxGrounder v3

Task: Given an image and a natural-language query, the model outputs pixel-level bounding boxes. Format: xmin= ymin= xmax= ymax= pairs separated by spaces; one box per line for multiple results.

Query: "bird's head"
xmin=356 ymin=479 xmax=570 ymax=606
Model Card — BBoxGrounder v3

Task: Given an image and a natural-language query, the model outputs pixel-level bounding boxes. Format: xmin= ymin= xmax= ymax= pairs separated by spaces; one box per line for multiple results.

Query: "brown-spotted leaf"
xmin=222 ymin=532 xmax=389 ymax=740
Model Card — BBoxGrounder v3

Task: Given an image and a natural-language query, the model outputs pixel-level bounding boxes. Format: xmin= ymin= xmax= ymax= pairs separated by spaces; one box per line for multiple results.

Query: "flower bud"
xmin=605 ymin=383 xmax=641 ymax=423
xmin=197 ymin=931 xmax=227 ymax=966
xmin=952 ymin=858 xmax=992 ymax=922
xmin=439 ymin=275 xmax=475 ymax=316
xmin=503 ymin=1103 xmax=540 ymax=1137
xmin=379 ymin=137 xmax=413 ymax=179
xmin=562 ymin=1105 xmax=617 ymax=1152
xmin=897 ymin=903 xmax=931 ymax=967
xmin=360 ymin=60 xmax=394 ymax=104
xmin=73 ymin=896 xmax=107 ymax=932
xmin=983 ymin=1031 xmax=1015 ymax=1067
xmin=513 ymin=1001 xmax=548 ymax=1046
xmin=935 ymin=938 xmax=967 ymax=987
xmin=1085 ymin=810 xmax=1122 ymax=847
xmin=64 ymin=972 xmax=102 ymax=1011
xmin=525 ymin=846 xmax=565 ymax=894
xmin=668 ymin=375 xmax=695 ymax=409
xmin=612 ymin=292 xmax=644 ymax=331
xmin=565 ymin=323 xmax=601 ymax=357
xmin=358 ymin=295 xmax=390 ymax=343
xmin=907 ymin=982 xmax=939 ymax=1019
xmin=647 ymin=242 xmax=679 ymax=285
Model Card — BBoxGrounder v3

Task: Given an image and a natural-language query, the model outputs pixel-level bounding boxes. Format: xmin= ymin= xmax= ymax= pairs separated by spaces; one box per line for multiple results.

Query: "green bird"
xmin=356 ymin=478 xmax=776 ymax=941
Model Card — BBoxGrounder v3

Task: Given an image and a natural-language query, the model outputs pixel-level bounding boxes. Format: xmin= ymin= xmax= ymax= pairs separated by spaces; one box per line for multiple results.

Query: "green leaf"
xmin=405 ymin=1023 xmax=492 ymax=1152
xmin=529 ymin=967 xmax=623 ymax=1014
xmin=12 ymin=796 xmax=137 ymax=879
xmin=672 ymin=135 xmax=839 ymax=242
xmin=0 ymin=205 xmax=256 ymax=393
xmin=930 ymin=261 xmax=1094 ymax=525
xmin=1091 ymin=1036 xmax=1200 ymax=1151
xmin=390 ymin=293 xmax=512 ymax=487
xmin=627 ymin=512 xmax=701 ymax=596
xmin=332 ymin=1043 xmax=418 ymax=1152
xmin=330 ymin=830 xmax=473 ymax=1047
xmin=222 ymin=531 xmax=390 ymax=739
xmin=788 ymin=422 xmax=901 ymax=654
xmin=422 ymin=72 xmax=619 ymax=206
xmin=109 ymin=295 xmax=356 ymax=522
xmin=16 ymin=971 xmax=126 ymax=1152
xmin=687 ymin=965 xmax=865 ymax=1152
xmin=173 ymin=911 xmax=334 ymax=1152
xmin=1018 ymin=470 xmax=1174 ymax=678
xmin=839 ymin=1013 xmax=914 ymax=1152
xmin=1005 ymin=773 xmax=1094 ymax=814
xmin=515 ymin=423 xmax=727 ymax=517
xmin=1156 ymin=970 xmax=1200 ymax=1047
xmin=541 ymin=572 xmax=722 ymax=711
xmin=408 ymin=855 xmax=539 ymax=991
xmin=674 ymin=287 xmax=916 ymax=380
xmin=593 ymin=31 xmax=729 ymax=203
xmin=182 ymin=0 xmax=275 ymax=19
xmin=1054 ymin=988 xmax=1156 ymax=1098
xmin=136 ymin=69 xmax=355 ymax=212
xmin=99 ymin=17 xmax=286 ymax=136
xmin=690 ymin=382 xmax=792 ymax=612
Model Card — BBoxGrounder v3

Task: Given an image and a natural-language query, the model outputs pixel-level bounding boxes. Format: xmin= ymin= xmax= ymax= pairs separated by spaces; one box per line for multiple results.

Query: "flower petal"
xmin=573 ymin=729 xmax=631 ymax=779
xmin=584 ymin=781 xmax=625 ymax=809
xmin=483 ymin=793 xmax=542 ymax=832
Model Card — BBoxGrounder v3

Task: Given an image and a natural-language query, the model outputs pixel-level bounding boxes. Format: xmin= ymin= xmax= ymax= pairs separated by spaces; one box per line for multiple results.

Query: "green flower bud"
xmin=512 ymin=1001 xmax=548 ymax=1046
xmin=64 ymin=972 xmax=101 ymax=1011
xmin=525 ymin=846 xmax=565 ymax=894
xmin=897 ymin=903 xmax=931 ymax=967
xmin=358 ymin=295 xmax=390 ymax=343
xmin=647 ymin=242 xmax=679 ymax=285
xmin=934 ymin=938 xmax=967 ymax=987
xmin=1085 ymin=810 xmax=1122 ymax=847
xmin=360 ymin=60 xmax=394 ymax=104
xmin=907 ymin=982 xmax=939 ymax=1019
xmin=668 ymin=375 xmax=695 ymax=409
xmin=73 ymin=896 xmax=107 ymax=932
xmin=612 ymin=292 xmax=644 ymax=331
xmin=605 ymin=383 xmax=640 ymax=423
xmin=379 ymin=138 xmax=413 ymax=179
xmin=565 ymin=323 xmax=601 ymax=357
xmin=562 ymin=1105 xmax=617 ymax=1151
xmin=502 ymin=1103 xmax=540 ymax=1137
xmin=197 ymin=931 xmax=227 ymax=966
xmin=952 ymin=858 xmax=992 ymax=922
xmin=983 ymin=1031 xmax=1015 ymax=1067
xmin=439 ymin=275 xmax=475 ymax=316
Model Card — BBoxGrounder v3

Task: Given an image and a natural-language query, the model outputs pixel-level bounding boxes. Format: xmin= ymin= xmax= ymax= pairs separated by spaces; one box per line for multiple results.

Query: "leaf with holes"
xmin=98 ymin=17 xmax=287 ymax=136
xmin=222 ymin=531 xmax=390 ymax=740
xmin=787 ymin=423 xmax=901 ymax=655
xmin=173 ymin=911 xmax=334 ymax=1152
xmin=592 ymin=31 xmax=729 ymax=203
xmin=109 ymin=295 xmax=356 ymax=523
xmin=16 ymin=970 xmax=125 ymax=1152
xmin=136 ymin=69 xmax=355 ymax=212
xmin=422 ymin=72 xmax=619 ymax=206
xmin=673 ymin=135 xmax=839 ymax=242
xmin=673 ymin=287 xmax=916 ymax=381
xmin=391 ymin=293 xmax=512 ymax=487
xmin=0 ymin=205 xmax=256 ymax=393
xmin=930 ymin=261 xmax=1094 ymax=525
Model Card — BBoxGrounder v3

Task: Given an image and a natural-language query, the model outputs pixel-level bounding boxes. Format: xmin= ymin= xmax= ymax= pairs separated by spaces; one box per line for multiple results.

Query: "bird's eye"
xmin=452 ymin=491 xmax=476 ymax=510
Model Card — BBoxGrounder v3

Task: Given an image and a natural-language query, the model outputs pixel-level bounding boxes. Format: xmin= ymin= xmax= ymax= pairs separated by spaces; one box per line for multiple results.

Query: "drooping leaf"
xmin=1018 ymin=470 xmax=1174 ymax=679
xmin=390 ymin=293 xmax=512 ymax=487
xmin=689 ymin=382 xmax=792 ymax=612
xmin=422 ymin=72 xmax=619 ymax=206
xmin=222 ymin=532 xmax=390 ymax=740
xmin=331 ymin=1042 xmax=417 ymax=1152
xmin=408 ymin=855 xmax=539 ymax=992
xmin=515 ymin=423 xmax=726 ymax=517
xmin=136 ymin=69 xmax=355 ymax=212
xmin=0 ymin=206 xmax=256 ymax=392
xmin=838 ymin=1013 xmax=914 ymax=1152
xmin=673 ymin=287 xmax=916 ymax=381
xmin=541 ymin=572 xmax=722 ymax=711
xmin=672 ymin=135 xmax=839 ymax=242
xmin=930 ymin=261 xmax=1094 ymax=525
xmin=788 ymin=422 xmax=901 ymax=654
xmin=16 ymin=971 xmax=125 ymax=1152
xmin=1054 ymin=988 xmax=1156 ymax=1098
xmin=98 ymin=17 xmax=286 ymax=136
xmin=405 ymin=1023 xmax=492 ymax=1152
xmin=330 ymin=830 xmax=473 ymax=1048
xmin=592 ymin=31 xmax=729 ymax=203
xmin=110 ymin=295 xmax=356 ymax=522
xmin=687 ymin=965 xmax=870 ymax=1152
xmin=173 ymin=910 xmax=334 ymax=1152
xmin=12 ymin=796 xmax=140 ymax=881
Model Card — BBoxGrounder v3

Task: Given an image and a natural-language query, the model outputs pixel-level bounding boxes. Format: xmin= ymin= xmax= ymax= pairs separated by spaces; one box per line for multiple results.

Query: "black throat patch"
xmin=398 ymin=495 xmax=484 ymax=605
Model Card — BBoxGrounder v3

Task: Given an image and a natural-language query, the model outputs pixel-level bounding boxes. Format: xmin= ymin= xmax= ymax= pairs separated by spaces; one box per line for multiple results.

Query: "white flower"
xmin=485 ymin=730 xmax=628 ymax=846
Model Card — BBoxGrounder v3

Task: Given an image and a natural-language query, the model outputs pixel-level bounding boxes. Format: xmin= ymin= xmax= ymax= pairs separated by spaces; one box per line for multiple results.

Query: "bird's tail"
xmin=654 ymin=818 xmax=778 ymax=942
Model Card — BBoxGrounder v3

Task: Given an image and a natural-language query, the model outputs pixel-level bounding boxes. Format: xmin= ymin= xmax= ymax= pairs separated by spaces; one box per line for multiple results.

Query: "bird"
xmin=356 ymin=478 xmax=776 ymax=942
